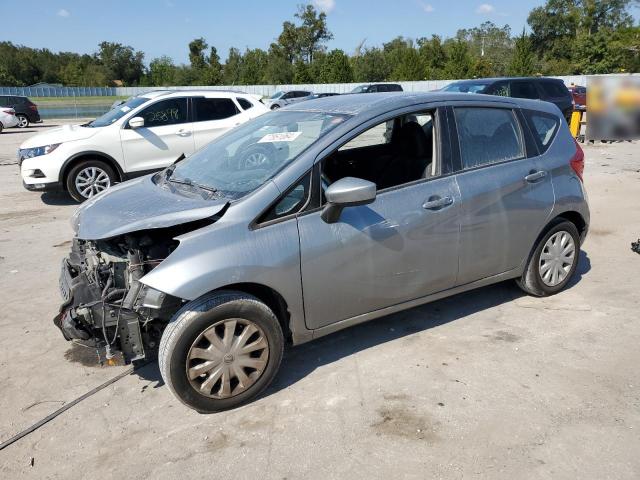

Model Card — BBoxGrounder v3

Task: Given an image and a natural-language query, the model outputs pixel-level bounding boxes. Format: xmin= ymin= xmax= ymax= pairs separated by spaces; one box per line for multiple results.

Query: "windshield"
xmin=269 ymin=91 xmax=284 ymax=99
xmin=442 ymin=82 xmax=489 ymax=93
xmin=88 ymin=97 xmax=149 ymax=127
xmin=350 ymin=86 xmax=365 ymax=93
xmin=168 ymin=110 xmax=349 ymax=199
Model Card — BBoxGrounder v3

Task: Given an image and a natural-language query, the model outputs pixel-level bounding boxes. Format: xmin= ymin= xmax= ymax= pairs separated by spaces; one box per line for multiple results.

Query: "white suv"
xmin=19 ymin=90 xmax=267 ymax=201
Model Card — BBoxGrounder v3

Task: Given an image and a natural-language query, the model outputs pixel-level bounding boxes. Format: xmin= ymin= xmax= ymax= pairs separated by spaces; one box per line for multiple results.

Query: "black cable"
xmin=0 ymin=361 xmax=151 ymax=452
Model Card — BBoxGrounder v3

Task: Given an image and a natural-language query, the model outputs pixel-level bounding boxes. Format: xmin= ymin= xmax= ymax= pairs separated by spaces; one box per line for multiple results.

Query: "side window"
xmin=322 ymin=110 xmax=439 ymax=194
xmin=194 ymin=98 xmax=239 ymax=121
xmin=511 ymin=82 xmax=539 ymax=99
xmin=139 ymin=98 xmax=188 ymax=127
xmin=485 ymin=82 xmax=510 ymax=96
xmin=258 ymin=173 xmax=311 ymax=223
xmin=281 ymin=92 xmax=293 ymax=100
xmin=523 ymin=110 xmax=559 ymax=153
xmin=237 ymin=98 xmax=253 ymax=110
xmin=540 ymin=81 xmax=568 ymax=98
xmin=0 ymin=96 xmax=7 ymax=106
xmin=454 ymin=107 xmax=524 ymax=169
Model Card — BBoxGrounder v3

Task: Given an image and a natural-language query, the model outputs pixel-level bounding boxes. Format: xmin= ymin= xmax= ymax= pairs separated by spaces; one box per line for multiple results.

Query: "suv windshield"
xmin=443 ymin=82 xmax=489 ymax=93
xmin=168 ymin=110 xmax=349 ymax=199
xmin=350 ymin=86 xmax=365 ymax=93
xmin=87 ymin=97 xmax=149 ymax=127
xmin=269 ymin=91 xmax=284 ymax=99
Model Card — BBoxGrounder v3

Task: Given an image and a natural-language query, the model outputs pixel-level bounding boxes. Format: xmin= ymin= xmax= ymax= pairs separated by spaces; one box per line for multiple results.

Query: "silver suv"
xmin=56 ymin=92 xmax=589 ymax=412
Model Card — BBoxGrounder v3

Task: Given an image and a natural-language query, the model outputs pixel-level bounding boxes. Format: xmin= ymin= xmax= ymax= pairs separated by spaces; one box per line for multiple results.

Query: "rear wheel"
xmin=16 ymin=114 xmax=29 ymax=128
xmin=65 ymin=160 xmax=116 ymax=202
xmin=0 ymin=122 xmax=3 ymax=134
xmin=159 ymin=291 xmax=284 ymax=413
xmin=517 ymin=219 xmax=580 ymax=296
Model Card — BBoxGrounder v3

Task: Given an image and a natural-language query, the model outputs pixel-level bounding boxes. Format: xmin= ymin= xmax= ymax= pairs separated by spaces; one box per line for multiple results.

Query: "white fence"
xmin=5 ymin=74 xmax=637 ymax=98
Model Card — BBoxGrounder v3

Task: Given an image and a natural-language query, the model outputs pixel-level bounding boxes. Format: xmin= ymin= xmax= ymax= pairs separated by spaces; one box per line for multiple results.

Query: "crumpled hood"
xmin=73 ymin=175 xmax=228 ymax=240
xmin=20 ymin=124 xmax=100 ymax=149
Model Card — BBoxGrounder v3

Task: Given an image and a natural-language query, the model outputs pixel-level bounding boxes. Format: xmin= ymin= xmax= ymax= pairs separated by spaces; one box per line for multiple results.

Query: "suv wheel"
xmin=517 ymin=219 xmax=580 ymax=296
xmin=159 ymin=291 xmax=284 ymax=413
xmin=16 ymin=114 xmax=29 ymax=128
xmin=271 ymin=104 xmax=280 ymax=110
xmin=65 ymin=160 xmax=116 ymax=202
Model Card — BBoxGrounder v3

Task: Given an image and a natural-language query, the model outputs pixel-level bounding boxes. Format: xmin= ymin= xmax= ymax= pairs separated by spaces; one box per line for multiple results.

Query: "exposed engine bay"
xmin=54 ymin=227 xmax=191 ymax=364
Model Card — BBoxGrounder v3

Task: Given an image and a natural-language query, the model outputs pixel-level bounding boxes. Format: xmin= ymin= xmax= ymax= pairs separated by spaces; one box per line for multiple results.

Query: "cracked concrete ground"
xmin=0 ymin=124 xmax=639 ymax=479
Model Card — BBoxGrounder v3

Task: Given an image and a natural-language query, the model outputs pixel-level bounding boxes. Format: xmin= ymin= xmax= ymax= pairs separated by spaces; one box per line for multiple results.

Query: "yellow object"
xmin=569 ymin=111 xmax=582 ymax=138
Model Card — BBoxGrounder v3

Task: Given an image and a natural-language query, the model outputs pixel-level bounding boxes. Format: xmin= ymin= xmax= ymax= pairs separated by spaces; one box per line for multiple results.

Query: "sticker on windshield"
xmin=258 ymin=131 xmax=302 ymax=143
xmin=120 ymin=106 xmax=131 ymax=112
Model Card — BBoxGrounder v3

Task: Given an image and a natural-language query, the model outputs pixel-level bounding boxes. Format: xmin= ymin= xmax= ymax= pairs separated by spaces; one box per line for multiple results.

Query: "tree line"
xmin=1 ymin=0 xmax=638 ymax=88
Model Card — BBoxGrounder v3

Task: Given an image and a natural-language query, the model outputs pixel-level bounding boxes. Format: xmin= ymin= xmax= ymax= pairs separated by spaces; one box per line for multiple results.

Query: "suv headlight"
xmin=19 ymin=143 xmax=61 ymax=160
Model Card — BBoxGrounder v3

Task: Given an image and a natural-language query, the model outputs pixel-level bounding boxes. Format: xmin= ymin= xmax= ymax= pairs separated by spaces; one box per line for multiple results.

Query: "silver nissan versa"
xmin=56 ymin=92 xmax=589 ymax=412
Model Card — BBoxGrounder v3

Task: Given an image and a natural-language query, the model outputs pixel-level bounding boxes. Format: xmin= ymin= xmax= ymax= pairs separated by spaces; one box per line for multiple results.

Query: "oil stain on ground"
xmin=64 ymin=342 xmax=124 ymax=367
xmin=485 ymin=330 xmax=521 ymax=343
xmin=371 ymin=406 xmax=438 ymax=442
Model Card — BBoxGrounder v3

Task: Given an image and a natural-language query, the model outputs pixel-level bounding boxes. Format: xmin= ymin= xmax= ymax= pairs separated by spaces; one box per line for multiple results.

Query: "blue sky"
xmin=2 ymin=0 xmax=639 ymax=64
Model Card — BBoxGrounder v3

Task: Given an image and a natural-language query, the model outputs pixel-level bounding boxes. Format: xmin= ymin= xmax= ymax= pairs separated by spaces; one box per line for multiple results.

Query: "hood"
xmin=20 ymin=123 xmax=100 ymax=149
xmin=74 ymin=175 xmax=228 ymax=240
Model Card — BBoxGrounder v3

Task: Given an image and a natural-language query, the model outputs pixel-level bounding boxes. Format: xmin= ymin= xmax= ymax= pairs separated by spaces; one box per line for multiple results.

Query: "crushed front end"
xmin=54 ymin=231 xmax=183 ymax=363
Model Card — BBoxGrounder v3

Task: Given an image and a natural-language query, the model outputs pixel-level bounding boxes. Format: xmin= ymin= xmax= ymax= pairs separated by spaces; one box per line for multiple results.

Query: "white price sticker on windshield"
xmin=258 ymin=131 xmax=302 ymax=143
xmin=120 ymin=106 xmax=131 ymax=112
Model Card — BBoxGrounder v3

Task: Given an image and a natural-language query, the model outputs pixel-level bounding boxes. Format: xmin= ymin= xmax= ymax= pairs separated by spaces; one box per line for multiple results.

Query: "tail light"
xmin=570 ymin=139 xmax=584 ymax=181
xmin=29 ymin=104 xmax=38 ymax=111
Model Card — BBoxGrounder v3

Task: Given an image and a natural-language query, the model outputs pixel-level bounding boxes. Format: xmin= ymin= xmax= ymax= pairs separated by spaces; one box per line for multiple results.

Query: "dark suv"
xmin=350 ymin=83 xmax=404 ymax=93
xmin=443 ymin=77 xmax=573 ymax=121
xmin=0 ymin=95 xmax=41 ymax=128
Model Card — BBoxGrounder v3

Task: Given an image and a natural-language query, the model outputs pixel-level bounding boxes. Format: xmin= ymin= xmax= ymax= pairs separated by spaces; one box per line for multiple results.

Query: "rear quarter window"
xmin=237 ymin=98 xmax=254 ymax=110
xmin=523 ymin=110 xmax=560 ymax=154
xmin=540 ymin=81 xmax=569 ymax=98
xmin=454 ymin=107 xmax=524 ymax=169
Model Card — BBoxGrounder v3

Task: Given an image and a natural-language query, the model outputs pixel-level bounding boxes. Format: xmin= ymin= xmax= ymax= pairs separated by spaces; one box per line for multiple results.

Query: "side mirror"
xmin=321 ymin=177 xmax=376 ymax=224
xmin=129 ymin=116 xmax=145 ymax=129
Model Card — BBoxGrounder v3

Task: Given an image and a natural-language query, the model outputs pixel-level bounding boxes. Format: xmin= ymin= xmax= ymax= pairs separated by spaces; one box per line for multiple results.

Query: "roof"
xmin=138 ymin=89 xmax=251 ymax=99
xmin=286 ymin=91 xmax=560 ymax=116
xmin=449 ymin=77 xmax=565 ymax=84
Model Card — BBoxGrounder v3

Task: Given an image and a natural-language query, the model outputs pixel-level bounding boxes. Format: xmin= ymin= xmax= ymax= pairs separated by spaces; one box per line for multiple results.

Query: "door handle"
xmin=422 ymin=196 xmax=454 ymax=210
xmin=524 ymin=170 xmax=547 ymax=182
xmin=176 ymin=129 xmax=191 ymax=137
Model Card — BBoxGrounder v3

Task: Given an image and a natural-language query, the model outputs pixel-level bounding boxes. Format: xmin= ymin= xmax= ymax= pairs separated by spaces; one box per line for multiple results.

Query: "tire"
xmin=65 ymin=159 xmax=117 ymax=202
xmin=16 ymin=114 xmax=29 ymax=128
xmin=0 ymin=122 xmax=3 ymax=134
xmin=159 ymin=290 xmax=284 ymax=413
xmin=271 ymin=104 xmax=280 ymax=110
xmin=516 ymin=219 xmax=581 ymax=297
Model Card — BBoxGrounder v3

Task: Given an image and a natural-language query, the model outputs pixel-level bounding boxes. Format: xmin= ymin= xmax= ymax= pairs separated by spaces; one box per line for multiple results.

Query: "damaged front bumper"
xmin=54 ymin=237 xmax=182 ymax=364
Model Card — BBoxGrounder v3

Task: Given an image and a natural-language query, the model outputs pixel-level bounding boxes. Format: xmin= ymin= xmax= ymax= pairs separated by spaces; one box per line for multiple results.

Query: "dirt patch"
xmin=589 ymin=228 xmax=613 ymax=236
xmin=64 ymin=343 xmax=124 ymax=367
xmin=383 ymin=393 xmax=410 ymax=401
xmin=371 ymin=406 xmax=438 ymax=442
xmin=485 ymin=330 xmax=521 ymax=343
xmin=0 ymin=209 xmax=47 ymax=221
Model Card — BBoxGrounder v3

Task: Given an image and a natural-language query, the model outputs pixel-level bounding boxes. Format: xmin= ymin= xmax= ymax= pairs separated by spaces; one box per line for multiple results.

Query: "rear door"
xmin=451 ymin=104 xmax=554 ymax=285
xmin=191 ymin=97 xmax=243 ymax=150
xmin=510 ymin=80 xmax=540 ymax=100
xmin=119 ymin=97 xmax=194 ymax=173
xmin=538 ymin=80 xmax=572 ymax=119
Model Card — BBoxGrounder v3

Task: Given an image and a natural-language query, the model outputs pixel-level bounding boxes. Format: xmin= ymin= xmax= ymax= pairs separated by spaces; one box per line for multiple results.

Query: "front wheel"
xmin=271 ymin=104 xmax=280 ymax=110
xmin=159 ymin=291 xmax=284 ymax=413
xmin=65 ymin=160 xmax=117 ymax=202
xmin=16 ymin=114 xmax=29 ymax=128
xmin=517 ymin=220 xmax=581 ymax=296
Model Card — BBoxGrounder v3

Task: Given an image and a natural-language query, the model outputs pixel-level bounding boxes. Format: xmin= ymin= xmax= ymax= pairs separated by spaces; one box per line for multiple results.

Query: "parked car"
xmin=19 ymin=90 xmax=267 ymax=201
xmin=568 ymin=85 xmax=587 ymax=111
xmin=0 ymin=95 xmax=41 ymax=128
xmin=309 ymin=92 xmax=340 ymax=99
xmin=263 ymin=90 xmax=313 ymax=110
xmin=350 ymin=83 xmax=403 ymax=93
xmin=442 ymin=77 xmax=574 ymax=122
xmin=0 ymin=107 xmax=19 ymax=133
xmin=55 ymin=92 xmax=588 ymax=412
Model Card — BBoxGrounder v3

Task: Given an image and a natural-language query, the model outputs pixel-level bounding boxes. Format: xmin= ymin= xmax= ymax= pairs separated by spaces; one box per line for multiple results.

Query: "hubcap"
xmin=75 ymin=166 xmax=111 ymax=198
xmin=18 ymin=116 xmax=28 ymax=128
xmin=243 ymin=151 xmax=269 ymax=168
xmin=186 ymin=318 xmax=269 ymax=399
xmin=539 ymin=231 xmax=576 ymax=287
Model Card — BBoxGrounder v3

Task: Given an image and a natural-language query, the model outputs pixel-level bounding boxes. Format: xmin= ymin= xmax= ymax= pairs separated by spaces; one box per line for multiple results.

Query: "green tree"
xmin=239 ymin=49 xmax=269 ymax=84
xmin=294 ymin=4 xmax=333 ymax=63
xmin=443 ymin=39 xmax=474 ymax=78
xmin=351 ymin=47 xmax=390 ymax=82
xmin=188 ymin=38 xmax=209 ymax=70
xmin=223 ymin=47 xmax=242 ymax=84
xmin=456 ymin=22 xmax=513 ymax=76
xmin=417 ymin=35 xmax=447 ymax=79
xmin=96 ymin=41 xmax=145 ymax=85
xmin=508 ymin=30 xmax=536 ymax=76
xmin=318 ymin=49 xmax=353 ymax=82
xmin=149 ymin=56 xmax=177 ymax=86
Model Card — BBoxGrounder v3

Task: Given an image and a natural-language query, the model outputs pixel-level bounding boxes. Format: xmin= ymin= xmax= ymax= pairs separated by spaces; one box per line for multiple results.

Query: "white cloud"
xmin=313 ymin=0 xmax=335 ymax=13
xmin=57 ymin=8 xmax=70 ymax=18
xmin=476 ymin=3 xmax=495 ymax=14
xmin=420 ymin=2 xmax=435 ymax=13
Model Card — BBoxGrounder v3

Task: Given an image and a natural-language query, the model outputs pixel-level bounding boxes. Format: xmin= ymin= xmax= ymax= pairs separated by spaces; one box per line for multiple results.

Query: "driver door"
xmin=120 ymin=97 xmax=195 ymax=173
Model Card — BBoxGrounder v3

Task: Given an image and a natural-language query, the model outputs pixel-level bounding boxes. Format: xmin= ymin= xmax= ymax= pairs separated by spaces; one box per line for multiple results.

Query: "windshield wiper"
xmin=164 ymin=153 xmax=186 ymax=181
xmin=167 ymin=177 xmax=218 ymax=194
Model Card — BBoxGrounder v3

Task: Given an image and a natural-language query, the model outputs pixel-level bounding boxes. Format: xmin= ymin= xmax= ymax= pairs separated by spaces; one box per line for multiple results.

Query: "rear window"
xmin=237 ymin=98 xmax=253 ymax=110
xmin=454 ymin=107 xmax=524 ymax=169
xmin=510 ymin=82 xmax=540 ymax=99
xmin=194 ymin=97 xmax=239 ymax=121
xmin=523 ymin=110 xmax=559 ymax=154
xmin=540 ymin=81 xmax=569 ymax=98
